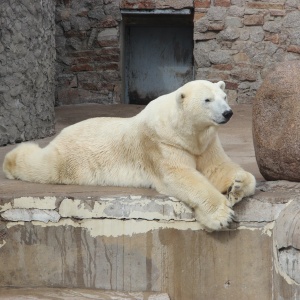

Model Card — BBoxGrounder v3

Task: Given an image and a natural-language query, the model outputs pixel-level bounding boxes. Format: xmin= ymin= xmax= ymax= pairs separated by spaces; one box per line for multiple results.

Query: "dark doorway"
xmin=123 ymin=11 xmax=194 ymax=105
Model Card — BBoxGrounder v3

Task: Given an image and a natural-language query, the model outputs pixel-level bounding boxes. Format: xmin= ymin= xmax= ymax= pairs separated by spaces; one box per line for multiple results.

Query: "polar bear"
xmin=3 ymin=80 xmax=256 ymax=231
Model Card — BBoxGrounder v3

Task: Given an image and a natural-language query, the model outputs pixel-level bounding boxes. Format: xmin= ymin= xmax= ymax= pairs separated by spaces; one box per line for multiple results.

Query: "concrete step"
xmin=0 ymin=287 xmax=170 ymax=299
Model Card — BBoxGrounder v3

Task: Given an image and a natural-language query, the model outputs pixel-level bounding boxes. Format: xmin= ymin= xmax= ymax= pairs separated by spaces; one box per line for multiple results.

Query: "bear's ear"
xmin=216 ymin=81 xmax=226 ymax=91
xmin=176 ymin=91 xmax=186 ymax=105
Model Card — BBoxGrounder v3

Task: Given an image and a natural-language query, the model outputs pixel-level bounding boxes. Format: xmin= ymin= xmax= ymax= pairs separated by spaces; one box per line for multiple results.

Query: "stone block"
xmin=212 ymin=64 xmax=233 ymax=71
xmin=263 ymin=21 xmax=282 ymax=33
xmin=194 ymin=0 xmax=211 ymax=8
xmin=243 ymin=14 xmax=264 ymax=26
xmin=289 ymin=28 xmax=300 ymax=46
xmin=207 ymin=21 xmax=225 ymax=31
xmin=224 ymin=81 xmax=238 ymax=90
xmin=233 ymin=52 xmax=250 ymax=63
xmin=287 ymin=45 xmax=300 ymax=54
xmin=269 ymin=9 xmax=286 ymax=16
xmin=246 ymin=2 xmax=284 ymax=10
xmin=264 ymin=33 xmax=280 ymax=44
xmin=194 ymin=52 xmax=211 ymax=68
xmin=215 ymin=0 xmax=230 ymax=7
xmin=99 ymin=16 xmax=118 ymax=28
xmin=207 ymin=6 xmax=227 ymax=21
xmin=218 ymin=27 xmax=240 ymax=41
xmin=120 ymin=0 xmax=156 ymax=9
xmin=225 ymin=17 xmax=243 ymax=28
xmin=98 ymin=28 xmax=118 ymax=40
xmin=231 ymin=67 xmax=257 ymax=81
xmin=231 ymin=0 xmax=245 ymax=5
xmin=88 ymin=6 xmax=106 ymax=20
xmin=249 ymin=26 xmax=265 ymax=42
xmin=282 ymin=11 xmax=300 ymax=28
xmin=253 ymin=61 xmax=300 ymax=181
xmin=194 ymin=12 xmax=206 ymax=21
xmin=71 ymin=64 xmax=94 ymax=72
xmin=209 ymin=50 xmax=232 ymax=64
xmin=228 ymin=6 xmax=245 ymax=17
xmin=194 ymin=17 xmax=209 ymax=33
xmin=194 ymin=31 xmax=217 ymax=41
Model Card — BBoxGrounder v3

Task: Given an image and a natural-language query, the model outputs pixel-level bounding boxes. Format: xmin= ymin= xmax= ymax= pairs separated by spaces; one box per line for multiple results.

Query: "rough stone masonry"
xmin=55 ymin=0 xmax=300 ymax=105
xmin=0 ymin=0 xmax=56 ymax=146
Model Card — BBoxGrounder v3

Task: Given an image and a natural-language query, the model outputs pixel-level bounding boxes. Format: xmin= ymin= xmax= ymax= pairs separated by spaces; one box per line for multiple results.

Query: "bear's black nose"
xmin=222 ymin=110 xmax=233 ymax=120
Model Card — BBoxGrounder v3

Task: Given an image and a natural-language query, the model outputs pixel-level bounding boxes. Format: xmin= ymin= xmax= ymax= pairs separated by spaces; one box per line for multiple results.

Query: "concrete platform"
xmin=0 ymin=103 xmax=263 ymax=198
xmin=1 ymin=104 xmax=300 ymax=300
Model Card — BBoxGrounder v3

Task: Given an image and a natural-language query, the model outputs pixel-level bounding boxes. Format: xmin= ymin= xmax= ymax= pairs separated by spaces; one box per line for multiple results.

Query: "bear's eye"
xmin=205 ymin=99 xmax=211 ymax=103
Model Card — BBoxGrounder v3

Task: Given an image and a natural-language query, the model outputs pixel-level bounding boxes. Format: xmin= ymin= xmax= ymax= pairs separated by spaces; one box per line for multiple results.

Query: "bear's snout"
xmin=222 ymin=110 xmax=233 ymax=121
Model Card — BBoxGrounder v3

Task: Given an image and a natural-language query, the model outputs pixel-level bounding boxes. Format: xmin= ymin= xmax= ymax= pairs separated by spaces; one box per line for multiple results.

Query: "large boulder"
xmin=253 ymin=61 xmax=300 ymax=181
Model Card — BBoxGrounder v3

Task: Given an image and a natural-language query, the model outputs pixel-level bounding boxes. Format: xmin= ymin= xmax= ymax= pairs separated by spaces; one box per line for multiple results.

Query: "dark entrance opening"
xmin=122 ymin=10 xmax=194 ymax=105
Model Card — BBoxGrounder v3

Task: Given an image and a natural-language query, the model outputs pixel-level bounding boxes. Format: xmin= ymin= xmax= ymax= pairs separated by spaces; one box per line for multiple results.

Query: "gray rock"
xmin=228 ymin=6 xmax=245 ymax=17
xmin=282 ymin=11 xmax=300 ymax=28
xmin=218 ymin=27 xmax=240 ymax=41
xmin=263 ymin=21 xmax=282 ymax=33
xmin=88 ymin=6 xmax=106 ymax=20
xmin=209 ymin=50 xmax=232 ymax=64
xmin=249 ymin=27 xmax=265 ymax=42
xmin=207 ymin=7 xmax=227 ymax=21
xmin=289 ymin=28 xmax=300 ymax=46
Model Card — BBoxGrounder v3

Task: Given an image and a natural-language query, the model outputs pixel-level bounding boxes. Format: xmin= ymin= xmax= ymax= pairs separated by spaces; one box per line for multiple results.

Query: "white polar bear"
xmin=3 ymin=80 xmax=256 ymax=231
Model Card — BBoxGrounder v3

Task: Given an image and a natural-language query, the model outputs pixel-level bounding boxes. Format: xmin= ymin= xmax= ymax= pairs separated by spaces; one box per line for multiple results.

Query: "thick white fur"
xmin=3 ymin=80 xmax=256 ymax=231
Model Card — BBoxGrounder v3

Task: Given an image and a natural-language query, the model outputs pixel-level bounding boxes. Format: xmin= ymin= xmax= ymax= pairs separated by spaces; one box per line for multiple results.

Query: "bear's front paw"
xmin=227 ymin=170 xmax=256 ymax=206
xmin=195 ymin=199 xmax=234 ymax=232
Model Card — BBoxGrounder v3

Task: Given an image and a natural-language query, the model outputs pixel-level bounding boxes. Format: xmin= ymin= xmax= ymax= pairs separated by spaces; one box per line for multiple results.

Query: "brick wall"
xmin=55 ymin=0 xmax=300 ymax=105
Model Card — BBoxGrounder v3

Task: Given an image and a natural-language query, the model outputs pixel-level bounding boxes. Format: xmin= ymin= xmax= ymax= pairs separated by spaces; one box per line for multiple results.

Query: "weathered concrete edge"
xmin=1 ymin=181 xmax=299 ymax=232
xmin=0 ymin=287 xmax=170 ymax=300
xmin=0 ymin=185 xmax=297 ymax=234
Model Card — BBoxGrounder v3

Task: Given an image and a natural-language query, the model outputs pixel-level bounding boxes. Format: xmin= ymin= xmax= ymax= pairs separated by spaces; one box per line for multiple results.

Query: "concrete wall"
xmin=0 ymin=0 xmax=56 ymax=146
xmin=55 ymin=0 xmax=300 ymax=105
xmin=1 ymin=181 xmax=300 ymax=299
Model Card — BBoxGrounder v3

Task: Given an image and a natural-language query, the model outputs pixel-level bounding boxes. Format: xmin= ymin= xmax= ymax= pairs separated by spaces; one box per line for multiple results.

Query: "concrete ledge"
xmin=0 ymin=287 xmax=170 ymax=300
xmin=0 ymin=181 xmax=297 ymax=231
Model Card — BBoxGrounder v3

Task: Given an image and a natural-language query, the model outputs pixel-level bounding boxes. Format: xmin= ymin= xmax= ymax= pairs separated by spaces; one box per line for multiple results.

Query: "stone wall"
xmin=55 ymin=0 xmax=122 ymax=105
xmin=194 ymin=0 xmax=300 ymax=104
xmin=0 ymin=0 xmax=56 ymax=146
xmin=55 ymin=0 xmax=300 ymax=106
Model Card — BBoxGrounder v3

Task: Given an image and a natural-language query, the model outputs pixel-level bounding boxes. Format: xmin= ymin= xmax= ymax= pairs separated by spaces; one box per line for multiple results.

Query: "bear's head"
xmin=176 ymin=80 xmax=233 ymax=128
